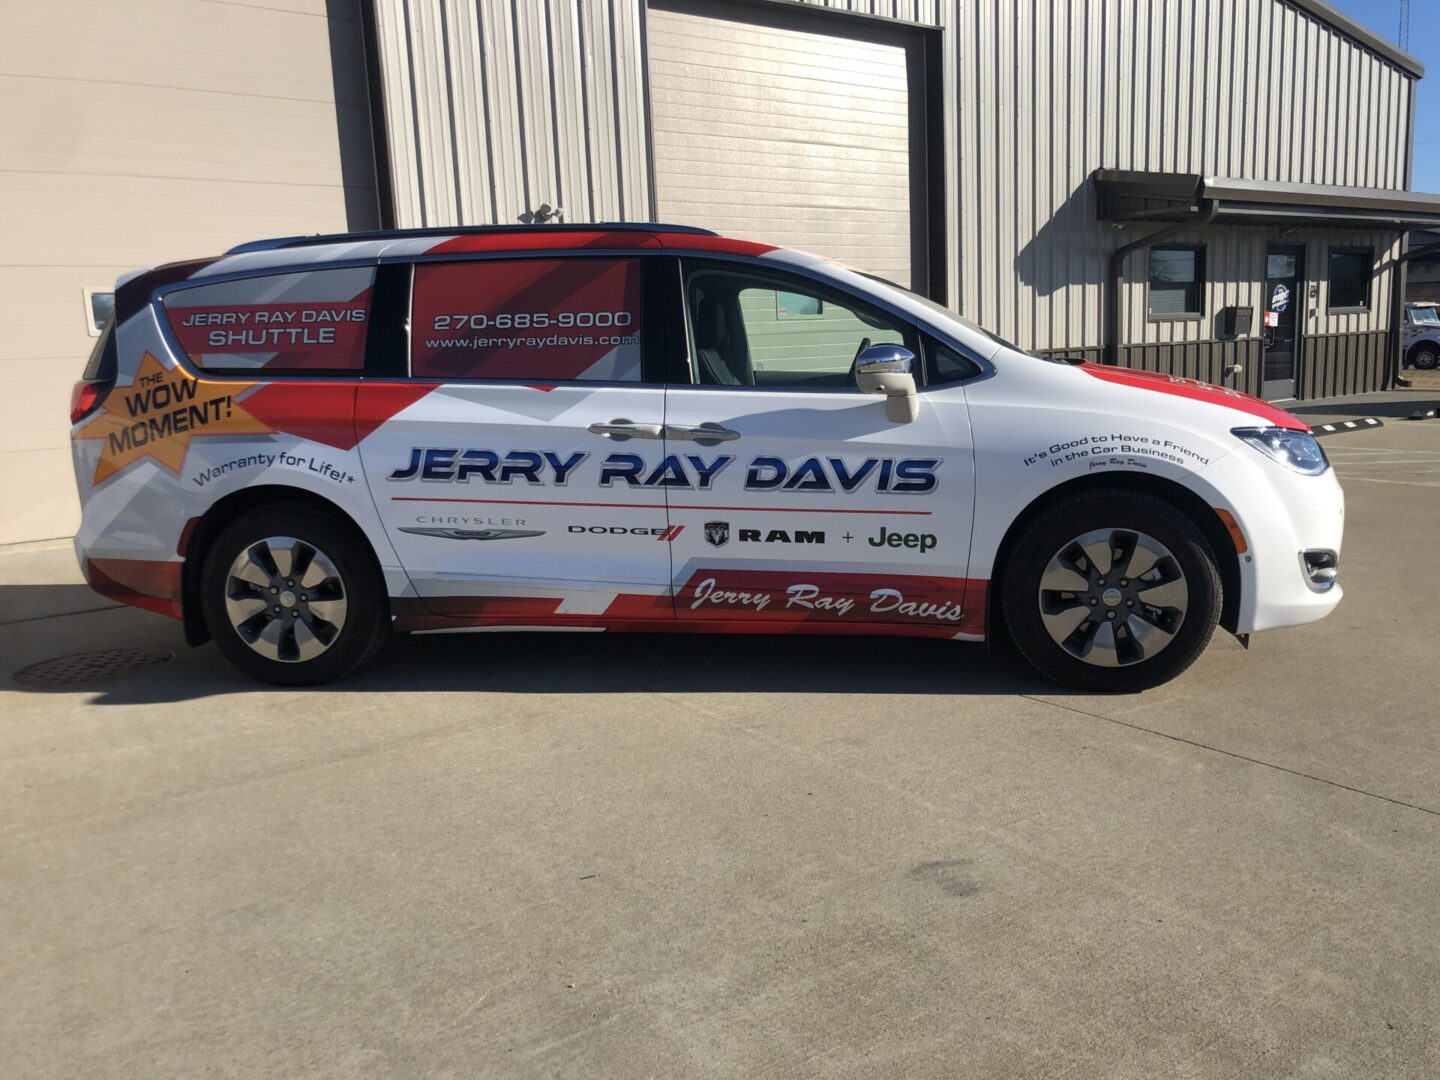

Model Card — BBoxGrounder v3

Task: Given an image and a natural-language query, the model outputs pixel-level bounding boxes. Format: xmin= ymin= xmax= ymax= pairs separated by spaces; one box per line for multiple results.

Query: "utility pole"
xmin=1400 ymin=0 xmax=1410 ymax=51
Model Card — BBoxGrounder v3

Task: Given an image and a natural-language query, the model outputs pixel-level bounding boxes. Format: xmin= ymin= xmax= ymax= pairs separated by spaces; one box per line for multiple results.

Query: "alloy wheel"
xmin=223 ymin=536 xmax=348 ymax=663
xmin=1036 ymin=527 xmax=1188 ymax=667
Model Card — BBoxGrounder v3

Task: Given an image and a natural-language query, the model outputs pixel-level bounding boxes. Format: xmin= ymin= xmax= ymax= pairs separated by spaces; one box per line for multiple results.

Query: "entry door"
xmin=357 ymin=255 xmax=674 ymax=623
xmin=1263 ymin=244 xmax=1305 ymax=400
xmin=660 ymin=259 xmax=978 ymax=635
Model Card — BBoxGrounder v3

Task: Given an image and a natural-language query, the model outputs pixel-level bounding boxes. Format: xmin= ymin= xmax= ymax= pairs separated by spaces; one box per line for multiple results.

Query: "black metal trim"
xmin=638 ymin=3 xmax=660 ymax=220
xmin=921 ymin=29 xmax=947 ymax=305
xmin=1094 ymin=169 xmax=1440 ymax=229
xmin=355 ymin=0 xmax=396 ymax=231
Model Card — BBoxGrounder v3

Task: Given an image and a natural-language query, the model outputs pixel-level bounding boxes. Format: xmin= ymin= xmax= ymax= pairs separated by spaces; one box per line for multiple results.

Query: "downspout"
xmin=1104 ymin=198 xmax=1219 ymax=365
xmin=1389 ymin=238 xmax=1440 ymax=388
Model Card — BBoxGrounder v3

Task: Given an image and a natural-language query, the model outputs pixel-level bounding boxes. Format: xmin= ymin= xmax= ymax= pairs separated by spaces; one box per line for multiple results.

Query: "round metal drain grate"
xmin=13 ymin=647 xmax=174 ymax=688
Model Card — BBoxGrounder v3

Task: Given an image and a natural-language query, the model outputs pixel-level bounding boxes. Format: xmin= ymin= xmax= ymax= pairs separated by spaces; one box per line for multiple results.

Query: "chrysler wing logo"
xmin=399 ymin=526 xmax=546 ymax=541
xmin=704 ymin=521 xmax=729 ymax=547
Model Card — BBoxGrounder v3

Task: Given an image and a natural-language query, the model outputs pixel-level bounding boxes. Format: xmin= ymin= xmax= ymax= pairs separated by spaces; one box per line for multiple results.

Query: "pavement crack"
xmin=0 ymin=604 xmax=124 ymax=626
xmin=1022 ymin=695 xmax=1440 ymax=819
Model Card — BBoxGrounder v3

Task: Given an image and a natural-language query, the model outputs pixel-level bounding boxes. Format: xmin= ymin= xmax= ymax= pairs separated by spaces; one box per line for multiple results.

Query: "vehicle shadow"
xmin=0 ymin=577 xmax=1100 ymax=702
xmin=7 ymin=619 xmax=1085 ymax=706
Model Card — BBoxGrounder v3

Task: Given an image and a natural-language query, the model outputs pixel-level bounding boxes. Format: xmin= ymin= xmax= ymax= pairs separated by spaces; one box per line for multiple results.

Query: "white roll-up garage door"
xmin=647 ymin=2 xmax=923 ymax=289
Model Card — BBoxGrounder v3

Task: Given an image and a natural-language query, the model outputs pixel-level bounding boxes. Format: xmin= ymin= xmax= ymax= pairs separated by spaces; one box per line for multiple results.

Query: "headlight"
xmin=1231 ymin=427 xmax=1330 ymax=475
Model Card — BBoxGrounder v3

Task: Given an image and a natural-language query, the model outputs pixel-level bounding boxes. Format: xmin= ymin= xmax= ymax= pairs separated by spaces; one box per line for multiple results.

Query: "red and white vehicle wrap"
xmin=69 ymin=225 xmax=1343 ymax=688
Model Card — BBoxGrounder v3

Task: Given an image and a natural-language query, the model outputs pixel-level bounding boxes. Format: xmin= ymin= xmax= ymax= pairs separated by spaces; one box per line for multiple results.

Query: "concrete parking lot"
xmin=4 ymin=403 xmax=1440 ymax=1079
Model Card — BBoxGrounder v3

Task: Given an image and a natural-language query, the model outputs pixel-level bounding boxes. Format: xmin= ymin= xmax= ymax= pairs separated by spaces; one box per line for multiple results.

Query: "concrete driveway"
xmin=4 ymin=410 xmax=1439 ymax=1078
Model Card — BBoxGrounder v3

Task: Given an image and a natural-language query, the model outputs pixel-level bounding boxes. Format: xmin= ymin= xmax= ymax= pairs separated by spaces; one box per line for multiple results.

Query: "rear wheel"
xmin=1001 ymin=490 xmax=1221 ymax=692
xmin=1409 ymin=344 xmax=1438 ymax=370
xmin=200 ymin=504 xmax=389 ymax=685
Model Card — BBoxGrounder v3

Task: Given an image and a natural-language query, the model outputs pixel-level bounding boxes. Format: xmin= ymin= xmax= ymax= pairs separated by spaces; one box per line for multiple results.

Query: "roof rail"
xmin=226 ymin=221 xmax=718 ymax=255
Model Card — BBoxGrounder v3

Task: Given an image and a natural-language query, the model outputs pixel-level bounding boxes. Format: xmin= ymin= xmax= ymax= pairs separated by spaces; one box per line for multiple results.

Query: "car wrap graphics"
xmin=162 ymin=267 xmax=373 ymax=371
xmin=386 ymin=447 xmax=940 ymax=494
xmin=411 ymin=258 xmax=642 ymax=382
xmin=389 ymin=568 xmax=987 ymax=638
xmin=71 ymin=225 xmax=1343 ymax=659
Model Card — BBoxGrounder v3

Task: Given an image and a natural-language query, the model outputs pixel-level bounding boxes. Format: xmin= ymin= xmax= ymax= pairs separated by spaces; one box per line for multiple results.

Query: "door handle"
xmin=588 ymin=419 xmax=664 ymax=440
xmin=666 ymin=422 xmax=741 ymax=444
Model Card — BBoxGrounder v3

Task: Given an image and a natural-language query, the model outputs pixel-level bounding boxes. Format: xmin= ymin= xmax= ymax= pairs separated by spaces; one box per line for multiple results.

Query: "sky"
xmin=1327 ymin=0 xmax=1440 ymax=191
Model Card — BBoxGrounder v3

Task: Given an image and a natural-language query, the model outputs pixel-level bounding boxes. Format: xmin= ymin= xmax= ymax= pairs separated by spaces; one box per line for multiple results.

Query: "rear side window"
xmin=161 ymin=266 xmax=374 ymax=373
xmin=410 ymin=257 xmax=643 ymax=381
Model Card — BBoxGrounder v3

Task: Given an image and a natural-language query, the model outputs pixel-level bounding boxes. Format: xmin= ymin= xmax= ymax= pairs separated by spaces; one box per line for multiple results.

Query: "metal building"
xmin=6 ymin=0 xmax=1440 ymax=545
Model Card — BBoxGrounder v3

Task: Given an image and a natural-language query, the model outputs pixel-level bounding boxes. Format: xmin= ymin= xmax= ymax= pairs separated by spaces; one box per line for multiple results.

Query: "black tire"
xmin=1409 ymin=344 xmax=1439 ymax=370
xmin=200 ymin=503 xmax=390 ymax=686
xmin=1001 ymin=489 xmax=1221 ymax=692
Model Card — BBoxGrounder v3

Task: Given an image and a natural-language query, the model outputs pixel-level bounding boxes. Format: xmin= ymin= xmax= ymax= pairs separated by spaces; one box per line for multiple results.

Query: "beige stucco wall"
xmin=0 ymin=0 xmax=377 ymax=545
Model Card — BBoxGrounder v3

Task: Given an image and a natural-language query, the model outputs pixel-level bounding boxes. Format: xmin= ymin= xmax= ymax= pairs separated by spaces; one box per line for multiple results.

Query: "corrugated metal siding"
xmin=375 ymin=0 xmax=1412 ymax=356
xmin=372 ymin=0 xmax=959 ymax=288
xmin=0 ymin=0 xmax=376 ymax=545
xmin=1116 ymin=228 xmax=1400 ymax=345
xmin=958 ymin=0 xmax=1415 ymax=352
xmin=1301 ymin=330 xmax=1390 ymax=398
xmin=372 ymin=0 xmax=652 ymax=226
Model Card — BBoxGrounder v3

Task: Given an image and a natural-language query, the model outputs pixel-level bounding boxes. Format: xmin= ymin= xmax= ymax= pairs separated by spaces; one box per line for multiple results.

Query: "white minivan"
xmin=70 ymin=224 xmax=1344 ymax=691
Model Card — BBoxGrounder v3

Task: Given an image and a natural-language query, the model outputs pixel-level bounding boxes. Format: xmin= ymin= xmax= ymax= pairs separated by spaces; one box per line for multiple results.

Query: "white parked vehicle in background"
xmin=1404 ymin=302 xmax=1440 ymax=370
xmin=69 ymin=224 xmax=1344 ymax=692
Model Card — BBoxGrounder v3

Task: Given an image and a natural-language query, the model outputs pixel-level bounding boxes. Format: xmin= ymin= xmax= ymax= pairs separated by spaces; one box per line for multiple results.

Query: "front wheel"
xmin=200 ymin=504 xmax=390 ymax=686
xmin=1001 ymin=490 xmax=1221 ymax=692
xmin=1409 ymin=345 xmax=1438 ymax=370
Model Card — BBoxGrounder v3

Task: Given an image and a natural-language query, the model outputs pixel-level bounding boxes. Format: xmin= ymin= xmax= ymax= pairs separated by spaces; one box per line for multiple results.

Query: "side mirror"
xmin=855 ymin=344 xmax=919 ymax=423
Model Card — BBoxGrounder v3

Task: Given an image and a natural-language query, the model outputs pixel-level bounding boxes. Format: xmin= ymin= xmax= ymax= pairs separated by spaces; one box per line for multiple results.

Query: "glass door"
xmin=1262 ymin=244 xmax=1305 ymax=401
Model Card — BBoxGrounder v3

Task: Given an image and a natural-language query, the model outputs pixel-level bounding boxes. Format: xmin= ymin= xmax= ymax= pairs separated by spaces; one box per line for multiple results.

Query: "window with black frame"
xmin=1327 ymin=248 xmax=1372 ymax=311
xmin=1147 ymin=245 xmax=1205 ymax=318
xmin=682 ymin=264 xmax=911 ymax=389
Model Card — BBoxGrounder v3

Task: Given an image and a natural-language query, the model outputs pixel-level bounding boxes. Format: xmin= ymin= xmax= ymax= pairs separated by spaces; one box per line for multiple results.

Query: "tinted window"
xmin=162 ymin=266 xmax=373 ymax=372
xmin=1148 ymin=245 xmax=1204 ymax=316
xmin=928 ymin=339 xmax=981 ymax=384
xmin=410 ymin=257 xmax=643 ymax=381
xmin=1328 ymin=248 xmax=1372 ymax=310
xmin=684 ymin=266 xmax=907 ymax=388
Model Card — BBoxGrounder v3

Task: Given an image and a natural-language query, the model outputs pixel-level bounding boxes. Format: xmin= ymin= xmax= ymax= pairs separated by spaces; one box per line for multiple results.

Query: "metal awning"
xmin=1093 ymin=170 xmax=1440 ymax=230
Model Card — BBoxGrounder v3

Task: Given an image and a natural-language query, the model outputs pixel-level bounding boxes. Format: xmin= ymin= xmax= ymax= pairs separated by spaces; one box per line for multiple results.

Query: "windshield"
xmin=1410 ymin=306 xmax=1440 ymax=326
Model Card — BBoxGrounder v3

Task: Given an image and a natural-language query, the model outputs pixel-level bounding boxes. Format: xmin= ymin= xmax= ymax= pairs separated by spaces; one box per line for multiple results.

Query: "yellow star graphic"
xmin=74 ymin=353 xmax=275 ymax=485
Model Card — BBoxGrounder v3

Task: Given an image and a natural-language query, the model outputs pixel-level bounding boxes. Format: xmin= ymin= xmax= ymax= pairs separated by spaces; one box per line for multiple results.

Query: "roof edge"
xmin=225 ymin=222 xmax=718 ymax=255
xmin=1289 ymin=0 xmax=1423 ymax=79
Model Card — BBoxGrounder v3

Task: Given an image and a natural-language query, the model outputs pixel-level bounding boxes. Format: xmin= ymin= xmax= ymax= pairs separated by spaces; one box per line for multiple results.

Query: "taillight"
xmin=71 ymin=381 xmax=105 ymax=424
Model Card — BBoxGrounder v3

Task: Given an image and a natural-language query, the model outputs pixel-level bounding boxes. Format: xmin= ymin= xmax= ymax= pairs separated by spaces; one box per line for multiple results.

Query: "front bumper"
xmin=1202 ymin=450 xmax=1345 ymax=634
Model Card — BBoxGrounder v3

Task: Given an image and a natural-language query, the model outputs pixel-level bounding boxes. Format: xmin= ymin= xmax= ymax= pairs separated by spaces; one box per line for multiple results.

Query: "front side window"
xmin=410 ymin=257 xmax=643 ymax=381
xmin=162 ymin=266 xmax=373 ymax=372
xmin=1410 ymin=305 xmax=1440 ymax=326
xmin=1328 ymin=248 xmax=1372 ymax=311
xmin=683 ymin=265 xmax=908 ymax=388
xmin=1148 ymin=245 xmax=1205 ymax=317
